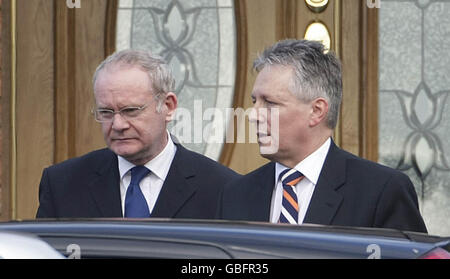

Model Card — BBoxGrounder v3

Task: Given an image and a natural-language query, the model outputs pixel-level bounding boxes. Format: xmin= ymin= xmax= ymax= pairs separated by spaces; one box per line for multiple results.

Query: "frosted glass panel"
xmin=116 ymin=0 xmax=236 ymax=160
xmin=379 ymin=0 xmax=450 ymax=236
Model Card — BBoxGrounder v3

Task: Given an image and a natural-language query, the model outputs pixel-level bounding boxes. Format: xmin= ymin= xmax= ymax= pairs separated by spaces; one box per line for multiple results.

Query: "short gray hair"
xmin=253 ymin=39 xmax=342 ymax=129
xmin=93 ymin=49 xmax=175 ymax=108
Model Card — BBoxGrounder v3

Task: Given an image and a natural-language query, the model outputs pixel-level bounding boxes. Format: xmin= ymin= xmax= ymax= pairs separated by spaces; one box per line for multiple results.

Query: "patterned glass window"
xmin=116 ymin=0 xmax=236 ymax=160
xmin=379 ymin=0 xmax=450 ymax=236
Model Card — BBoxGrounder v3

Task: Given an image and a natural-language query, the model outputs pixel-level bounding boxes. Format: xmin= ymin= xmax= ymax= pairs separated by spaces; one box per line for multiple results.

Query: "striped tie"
xmin=279 ymin=169 xmax=304 ymax=224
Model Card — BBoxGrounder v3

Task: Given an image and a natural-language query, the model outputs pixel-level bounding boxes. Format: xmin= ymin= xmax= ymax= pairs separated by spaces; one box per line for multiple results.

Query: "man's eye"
xmin=121 ymin=107 xmax=140 ymax=116
xmin=98 ymin=110 xmax=113 ymax=116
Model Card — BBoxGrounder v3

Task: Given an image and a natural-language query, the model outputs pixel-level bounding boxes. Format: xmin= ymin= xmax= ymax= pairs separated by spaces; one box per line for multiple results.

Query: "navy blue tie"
xmin=124 ymin=166 xmax=151 ymax=218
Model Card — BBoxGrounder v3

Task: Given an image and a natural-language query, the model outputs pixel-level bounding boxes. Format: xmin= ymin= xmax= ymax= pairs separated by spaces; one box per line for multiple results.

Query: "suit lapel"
xmin=249 ymin=163 xmax=276 ymax=222
xmin=87 ymin=150 xmax=123 ymax=217
xmin=303 ymin=140 xmax=345 ymax=225
xmin=150 ymin=144 xmax=197 ymax=218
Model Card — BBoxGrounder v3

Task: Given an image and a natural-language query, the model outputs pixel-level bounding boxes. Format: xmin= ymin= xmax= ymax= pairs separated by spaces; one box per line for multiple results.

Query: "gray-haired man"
xmin=37 ymin=49 xmax=239 ymax=219
xmin=217 ymin=39 xmax=427 ymax=233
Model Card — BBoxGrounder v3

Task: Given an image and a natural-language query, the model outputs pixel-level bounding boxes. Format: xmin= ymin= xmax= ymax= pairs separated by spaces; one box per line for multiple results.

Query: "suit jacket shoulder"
xmin=174 ymin=144 xmax=240 ymax=181
xmin=45 ymin=148 xmax=116 ymax=175
xmin=36 ymin=148 xmax=121 ymax=218
xmin=149 ymin=143 xmax=241 ymax=219
xmin=306 ymin=141 xmax=427 ymax=232
xmin=218 ymin=162 xmax=275 ymax=221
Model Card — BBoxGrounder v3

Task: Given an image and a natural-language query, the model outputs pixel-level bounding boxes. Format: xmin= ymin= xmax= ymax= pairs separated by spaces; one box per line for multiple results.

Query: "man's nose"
xmin=249 ymin=103 xmax=267 ymax=124
xmin=111 ymin=113 xmax=130 ymax=131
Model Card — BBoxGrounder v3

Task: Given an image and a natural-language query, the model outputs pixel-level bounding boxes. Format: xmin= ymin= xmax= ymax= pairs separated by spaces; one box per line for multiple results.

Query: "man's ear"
xmin=309 ymin=97 xmax=329 ymax=127
xmin=164 ymin=92 xmax=178 ymax=122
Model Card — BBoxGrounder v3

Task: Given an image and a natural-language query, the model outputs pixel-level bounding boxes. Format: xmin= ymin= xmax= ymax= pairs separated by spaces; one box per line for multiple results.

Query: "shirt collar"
xmin=275 ymin=137 xmax=331 ymax=185
xmin=118 ymin=130 xmax=177 ymax=181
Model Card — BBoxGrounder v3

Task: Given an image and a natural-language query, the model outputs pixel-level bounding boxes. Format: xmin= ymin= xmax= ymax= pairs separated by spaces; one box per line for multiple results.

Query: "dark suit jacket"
xmin=36 ymin=143 xmax=240 ymax=219
xmin=217 ymin=140 xmax=427 ymax=233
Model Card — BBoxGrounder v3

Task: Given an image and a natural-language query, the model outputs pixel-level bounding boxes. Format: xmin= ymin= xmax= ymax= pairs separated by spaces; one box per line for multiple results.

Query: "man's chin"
xmin=258 ymin=142 xmax=279 ymax=157
xmin=109 ymin=144 xmax=139 ymax=159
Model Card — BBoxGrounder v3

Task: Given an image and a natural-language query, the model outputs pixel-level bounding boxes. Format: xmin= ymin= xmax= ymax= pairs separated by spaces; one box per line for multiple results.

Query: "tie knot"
xmin=130 ymin=166 xmax=150 ymax=185
xmin=279 ymin=169 xmax=304 ymax=187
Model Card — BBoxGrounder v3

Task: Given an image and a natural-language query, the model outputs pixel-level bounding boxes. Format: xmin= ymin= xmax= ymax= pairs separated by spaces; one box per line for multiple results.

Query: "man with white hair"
xmin=37 ymin=50 xmax=239 ymax=219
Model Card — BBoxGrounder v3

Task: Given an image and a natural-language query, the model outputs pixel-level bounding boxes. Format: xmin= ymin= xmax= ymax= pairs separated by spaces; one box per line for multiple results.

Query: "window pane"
xmin=379 ymin=0 xmax=450 ymax=236
xmin=116 ymin=0 xmax=236 ymax=160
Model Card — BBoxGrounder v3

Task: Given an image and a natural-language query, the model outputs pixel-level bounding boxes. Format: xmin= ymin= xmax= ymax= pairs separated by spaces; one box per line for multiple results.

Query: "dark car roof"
xmin=0 ymin=219 xmax=448 ymax=259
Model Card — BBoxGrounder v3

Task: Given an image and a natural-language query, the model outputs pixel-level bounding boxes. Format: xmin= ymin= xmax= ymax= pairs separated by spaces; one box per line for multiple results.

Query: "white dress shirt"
xmin=118 ymin=131 xmax=177 ymax=216
xmin=270 ymin=138 xmax=331 ymax=224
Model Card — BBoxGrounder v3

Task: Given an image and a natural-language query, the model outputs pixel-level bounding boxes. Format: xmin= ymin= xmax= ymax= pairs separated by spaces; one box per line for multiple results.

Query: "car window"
xmin=40 ymin=235 xmax=233 ymax=259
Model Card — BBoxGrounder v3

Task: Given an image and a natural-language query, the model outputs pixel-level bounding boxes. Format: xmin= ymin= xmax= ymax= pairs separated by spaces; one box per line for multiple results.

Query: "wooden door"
xmin=1 ymin=0 xmax=117 ymax=220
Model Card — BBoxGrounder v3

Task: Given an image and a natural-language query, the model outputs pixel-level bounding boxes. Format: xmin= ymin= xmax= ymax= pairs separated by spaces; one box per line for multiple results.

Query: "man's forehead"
xmin=98 ymin=63 xmax=147 ymax=77
xmin=252 ymin=68 xmax=294 ymax=95
xmin=95 ymin=65 xmax=152 ymax=89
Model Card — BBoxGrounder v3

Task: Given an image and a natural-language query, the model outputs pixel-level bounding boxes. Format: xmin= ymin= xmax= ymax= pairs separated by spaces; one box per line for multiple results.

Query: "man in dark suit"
xmin=217 ymin=39 xmax=427 ymax=233
xmin=37 ymin=50 xmax=239 ymax=219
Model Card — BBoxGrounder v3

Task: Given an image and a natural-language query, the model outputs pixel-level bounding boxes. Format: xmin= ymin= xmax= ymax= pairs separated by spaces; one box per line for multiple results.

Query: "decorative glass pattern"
xmin=116 ymin=0 xmax=236 ymax=160
xmin=379 ymin=0 xmax=450 ymax=236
